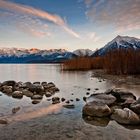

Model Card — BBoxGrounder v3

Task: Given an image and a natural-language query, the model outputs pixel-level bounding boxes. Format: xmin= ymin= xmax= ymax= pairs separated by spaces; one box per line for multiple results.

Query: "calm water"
xmin=0 ymin=64 xmax=140 ymax=140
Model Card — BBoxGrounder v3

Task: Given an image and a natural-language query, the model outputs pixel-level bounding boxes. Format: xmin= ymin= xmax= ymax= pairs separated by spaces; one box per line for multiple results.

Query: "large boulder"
xmin=12 ymin=91 xmax=23 ymax=99
xmin=111 ymin=108 xmax=140 ymax=125
xmin=86 ymin=93 xmax=116 ymax=106
xmin=106 ymin=88 xmax=136 ymax=102
xmin=83 ymin=101 xmax=111 ymax=117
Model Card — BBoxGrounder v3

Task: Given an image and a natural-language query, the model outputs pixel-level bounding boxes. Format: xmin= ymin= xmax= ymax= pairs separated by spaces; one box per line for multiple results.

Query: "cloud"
xmin=85 ymin=0 xmax=140 ymax=32
xmin=0 ymin=0 xmax=80 ymax=38
xmin=88 ymin=32 xmax=101 ymax=42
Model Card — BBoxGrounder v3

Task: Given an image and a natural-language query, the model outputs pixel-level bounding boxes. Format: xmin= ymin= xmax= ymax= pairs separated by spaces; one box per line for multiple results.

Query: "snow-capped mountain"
xmin=73 ymin=49 xmax=93 ymax=56
xmin=92 ymin=35 xmax=140 ymax=56
xmin=0 ymin=48 xmax=77 ymax=63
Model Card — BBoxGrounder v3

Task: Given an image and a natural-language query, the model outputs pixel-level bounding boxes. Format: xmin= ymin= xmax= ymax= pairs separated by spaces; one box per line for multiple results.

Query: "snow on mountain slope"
xmin=73 ymin=49 xmax=93 ymax=56
xmin=92 ymin=35 xmax=140 ymax=56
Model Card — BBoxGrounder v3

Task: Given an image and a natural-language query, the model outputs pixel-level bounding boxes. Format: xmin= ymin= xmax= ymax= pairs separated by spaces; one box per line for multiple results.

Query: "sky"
xmin=0 ymin=0 xmax=140 ymax=51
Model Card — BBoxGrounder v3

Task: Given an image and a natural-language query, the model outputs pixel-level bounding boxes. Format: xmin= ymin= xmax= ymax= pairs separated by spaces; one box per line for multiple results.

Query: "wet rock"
xmin=47 ymin=87 xmax=59 ymax=93
xmin=12 ymin=91 xmax=23 ymax=99
xmin=83 ymin=101 xmax=111 ymax=117
xmin=2 ymin=85 xmax=13 ymax=94
xmin=52 ymin=97 xmax=60 ymax=104
xmin=12 ymin=107 xmax=20 ymax=114
xmin=22 ymin=89 xmax=33 ymax=97
xmin=2 ymin=80 xmax=16 ymax=87
xmin=31 ymin=95 xmax=43 ymax=100
xmin=0 ymin=119 xmax=8 ymax=124
xmin=41 ymin=82 xmax=47 ymax=86
xmin=87 ymin=88 xmax=90 ymax=91
xmin=71 ymin=93 xmax=74 ymax=95
xmin=45 ymin=92 xmax=52 ymax=97
xmin=111 ymin=108 xmax=140 ymax=125
xmin=63 ymin=104 xmax=75 ymax=109
xmin=32 ymin=100 xmax=41 ymax=104
xmin=76 ymin=98 xmax=80 ymax=101
xmin=21 ymin=82 xmax=32 ymax=88
xmin=106 ymin=88 xmax=136 ymax=102
xmin=87 ymin=93 xmax=116 ymax=106
xmin=61 ymin=98 xmax=65 ymax=102
xmin=83 ymin=115 xmax=110 ymax=127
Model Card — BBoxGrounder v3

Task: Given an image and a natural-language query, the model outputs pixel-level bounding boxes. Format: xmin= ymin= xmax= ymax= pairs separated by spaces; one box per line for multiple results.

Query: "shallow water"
xmin=0 ymin=64 xmax=140 ymax=140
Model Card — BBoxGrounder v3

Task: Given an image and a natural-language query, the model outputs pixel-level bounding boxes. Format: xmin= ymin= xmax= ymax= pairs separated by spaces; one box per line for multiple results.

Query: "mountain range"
xmin=0 ymin=35 xmax=140 ymax=63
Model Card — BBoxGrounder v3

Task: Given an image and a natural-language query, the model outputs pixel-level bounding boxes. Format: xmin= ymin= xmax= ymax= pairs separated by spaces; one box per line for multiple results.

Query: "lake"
xmin=0 ymin=64 xmax=140 ymax=140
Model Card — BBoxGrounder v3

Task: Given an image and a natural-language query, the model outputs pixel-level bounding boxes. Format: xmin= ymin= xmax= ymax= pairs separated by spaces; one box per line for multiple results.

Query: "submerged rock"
xmin=32 ymin=100 xmax=41 ymax=104
xmin=63 ymin=104 xmax=75 ymax=109
xmin=61 ymin=98 xmax=66 ymax=102
xmin=0 ymin=119 xmax=8 ymax=124
xmin=83 ymin=116 xmax=110 ymax=127
xmin=76 ymin=98 xmax=80 ymax=101
xmin=12 ymin=107 xmax=20 ymax=114
xmin=12 ymin=91 xmax=23 ymax=99
xmin=111 ymin=108 xmax=140 ymax=125
xmin=83 ymin=101 xmax=111 ymax=117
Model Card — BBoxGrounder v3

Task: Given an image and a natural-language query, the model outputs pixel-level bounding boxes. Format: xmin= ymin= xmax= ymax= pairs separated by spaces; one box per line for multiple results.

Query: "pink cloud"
xmin=0 ymin=0 xmax=80 ymax=38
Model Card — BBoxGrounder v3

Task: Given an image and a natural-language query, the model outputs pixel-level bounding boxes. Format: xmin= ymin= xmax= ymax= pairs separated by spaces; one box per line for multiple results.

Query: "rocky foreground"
xmin=0 ymin=80 xmax=61 ymax=104
xmin=83 ymin=88 xmax=140 ymax=125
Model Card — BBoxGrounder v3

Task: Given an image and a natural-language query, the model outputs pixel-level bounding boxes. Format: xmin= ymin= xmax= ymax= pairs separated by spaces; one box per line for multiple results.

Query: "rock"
xmin=76 ymin=98 xmax=80 ymax=101
xmin=70 ymin=99 xmax=73 ymax=102
xmin=41 ymin=82 xmax=47 ymax=86
xmin=12 ymin=107 xmax=20 ymax=114
xmin=29 ymin=84 xmax=44 ymax=93
xmin=32 ymin=100 xmax=41 ymax=104
xmin=83 ymin=115 xmax=110 ymax=127
xmin=83 ymin=101 xmax=111 ymax=117
xmin=83 ymin=97 xmax=86 ymax=102
xmin=33 ymin=82 xmax=40 ymax=85
xmin=111 ymin=108 xmax=140 ymax=125
xmin=12 ymin=91 xmax=23 ymax=99
xmin=31 ymin=95 xmax=43 ymax=100
xmin=0 ymin=94 xmax=2 ymax=96
xmin=52 ymin=97 xmax=60 ymax=104
xmin=22 ymin=82 xmax=32 ymax=88
xmin=121 ymin=98 xmax=136 ymax=108
xmin=61 ymin=98 xmax=65 ymax=102
xmin=65 ymin=100 xmax=70 ymax=104
xmin=71 ymin=93 xmax=74 ymax=95
xmin=2 ymin=85 xmax=13 ymax=94
xmin=0 ymin=119 xmax=8 ymax=124
xmin=44 ymin=82 xmax=55 ymax=89
xmin=22 ymin=89 xmax=33 ymax=97
xmin=2 ymin=80 xmax=16 ymax=87
xmin=106 ymin=88 xmax=136 ymax=102
xmin=95 ymin=88 xmax=99 ymax=91
xmin=87 ymin=93 xmax=116 ymax=106
xmin=63 ymin=104 xmax=75 ymax=109
xmin=45 ymin=92 xmax=52 ymax=97
xmin=87 ymin=88 xmax=90 ymax=91
xmin=130 ymin=100 xmax=140 ymax=114
xmin=86 ymin=92 xmax=90 ymax=95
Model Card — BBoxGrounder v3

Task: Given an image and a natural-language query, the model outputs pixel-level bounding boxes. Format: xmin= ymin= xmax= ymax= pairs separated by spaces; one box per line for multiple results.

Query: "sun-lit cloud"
xmin=85 ymin=0 xmax=140 ymax=33
xmin=0 ymin=0 xmax=80 ymax=38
